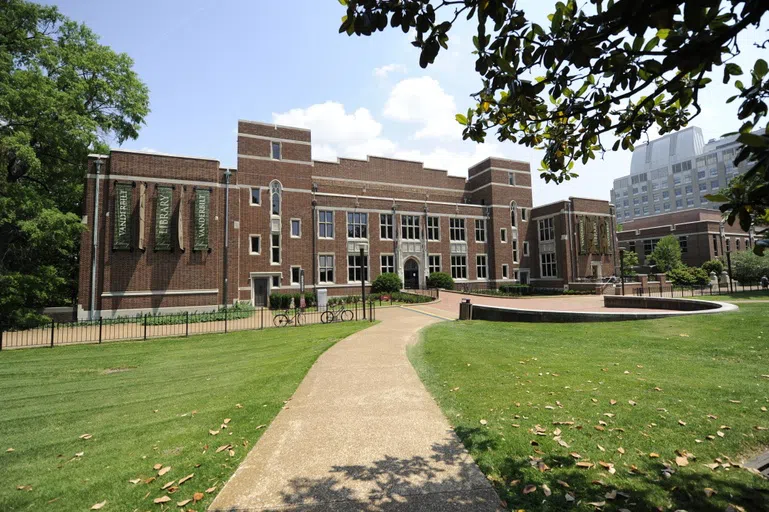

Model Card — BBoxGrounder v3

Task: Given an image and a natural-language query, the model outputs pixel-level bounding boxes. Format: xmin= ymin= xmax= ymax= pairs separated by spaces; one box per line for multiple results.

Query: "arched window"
xmin=736 ymin=238 xmax=741 ymax=251
xmin=270 ymin=180 xmax=282 ymax=216
xmin=510 ymin=201 xmax=517 ymax=227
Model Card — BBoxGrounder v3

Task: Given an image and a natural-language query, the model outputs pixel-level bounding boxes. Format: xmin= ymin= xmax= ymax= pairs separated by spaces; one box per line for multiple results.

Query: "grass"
xmin=409 ymin=304 xmax=769 ymax=511
xmin=0 ymin=321 xmax=371 ymax=511
xmin=698 ymin=290 xmax=769 ymax=301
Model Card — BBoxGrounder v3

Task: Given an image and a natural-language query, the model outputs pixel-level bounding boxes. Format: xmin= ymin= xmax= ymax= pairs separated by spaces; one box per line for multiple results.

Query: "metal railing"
xmin=631 ymin=281 xmax=768 ymax=298
xmin=0 ymin=302 xmax=377 ymax=351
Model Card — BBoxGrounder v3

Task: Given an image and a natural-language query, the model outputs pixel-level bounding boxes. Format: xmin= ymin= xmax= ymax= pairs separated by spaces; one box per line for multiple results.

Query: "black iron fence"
xmin=0 ymin=301 xmax=377 ymax=351
xmin=631 ymin=281 xmax=768 ymax=298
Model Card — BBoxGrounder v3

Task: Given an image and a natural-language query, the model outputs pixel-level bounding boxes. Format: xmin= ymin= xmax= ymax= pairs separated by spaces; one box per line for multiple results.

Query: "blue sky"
xmin=49 ymin=0 xmax=767 ymax=205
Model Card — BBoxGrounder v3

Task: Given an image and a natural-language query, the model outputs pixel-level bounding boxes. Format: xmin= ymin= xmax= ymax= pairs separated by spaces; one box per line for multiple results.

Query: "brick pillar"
xmin=656 ymin=273 xmax=667 ymax=286
xmin=638 ymin=274 xmax=648 ymax=288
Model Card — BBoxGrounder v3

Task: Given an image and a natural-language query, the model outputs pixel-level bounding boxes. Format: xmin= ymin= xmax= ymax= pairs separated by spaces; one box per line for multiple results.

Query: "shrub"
xmin=701 ymin=259 xmax=724 ymax=276
xmin=426 ymin=272 xmax=454 ymax=290
xmin=668 ymin=266 xmax=709 ymax=287
xmin=732 ymin=250 xmax=769 ymax=284
xmin=498 ymin=284 xmax=531 ymax=295
xmin=371 ymin=272 xmax=402 ymax=294
xmin=621 ymin=250 xmax=639 ymax=277
xmin=269 ymin=293 xmax=316 ymax=310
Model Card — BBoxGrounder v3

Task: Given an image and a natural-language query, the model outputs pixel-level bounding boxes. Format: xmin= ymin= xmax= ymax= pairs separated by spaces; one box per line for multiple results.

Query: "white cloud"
xmin=383 ymin=76 xmax=460 ymax=139
xmin=372 ymin=63 xmax=407 ymax=78
xmin=392 ymin=143 xmax=515 ymax=177
xmin=272 ymin=101 xmax=395 ymax=161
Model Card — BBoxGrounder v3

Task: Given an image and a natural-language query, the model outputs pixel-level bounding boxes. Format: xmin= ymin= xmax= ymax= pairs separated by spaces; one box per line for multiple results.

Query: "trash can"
xmin=459 ymin=298 xmax=472 ymax=320
xmin=317 ymin=289 xmax=328 ymax=312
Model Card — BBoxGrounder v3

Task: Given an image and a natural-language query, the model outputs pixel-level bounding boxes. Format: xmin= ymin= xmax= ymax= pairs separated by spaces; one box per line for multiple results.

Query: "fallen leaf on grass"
xmin=704 ymin=487 xmax=717 ymax=497
xmin=16 ymin=485 xmax=32 ymax=491
xmin=729 ymin=400 xmax=741 ymax=404
xmin=605 ymin=490 xmax=617 ymax=500
xmin=594 ymin=425 xmax=605 ymax=431
xmin=675 ymin=456 xmax=689 ymax=467
xmin=205 ymin=486 xmax=217 ymax=493
xmin=91 ymin=500 xmax=106 ymax=510
xmin=209 ymin=430 xmax=219 ymax=436
xmin=255 ymin=424 xmax=266 ymax=430
xmin=649 ymin=453 xmax=660 ymax=458
xmin=223 ymin=418 xmax=231 ymax=424
xmin=617 ymin=447 xmax=625 ymax=454
xmin=597 ymin=444 xmax=605 ymax=452
xmin=216 ymin=444 xmax=232 ymax=453
xmin=162 ymin=481 xmax=175 ymax=490
xmin=628 ymin=400 xmax=637 ymax=406
xmin=678 ymin=420 xmax=687 ymax=426
xmin=542 ymin=483 xmax=552 ymax=497
xmin=153 ymin=496 xmax=171 ymax=504
xmin=479 ymin=419 xmax=487 ymax=425
xmin=557 ymin=480 xmax=570 ymax=488
xmin=193 ymin=492 xmax=205 ymax=501
xmin=79 ymin=434 xmax=93 ymax=440
xmin=523 ymin=484 xmax=537 ymax=494
xmin=178 ymin=474 xmax=193 ymax=485
xmin=74 ymin=452 xmax=84 ymax=458
xmin=587 ymin=501 xmax=606 ymax=507
xmin=235 ymin=403 xmax=243 ymax=408
xmin=610 ymin=399 xmax=617 ymax=405
xmin=6 ymin=448 xmax=14 ymax=452
xmin=129 ymin=478 xmax=141 ymax=484
xmin=717 ymin=431 xmax=725 ymax=438
xmin=144 ymin=477 xmax=156 ymax=484
xmin=576 ymin=461 xmax=594 ymax=469
xmin=153 ymin=463 xmax=162 ymax=470
xmin=570 ymin=452 xmax=582 ymax=459
xmin=177 ymin=499 xmax=191 ymax=507
xmin=565 ymin=492 xmax=575 ymax=502
xmin=158 ymin=466 xmax=171 ymax=476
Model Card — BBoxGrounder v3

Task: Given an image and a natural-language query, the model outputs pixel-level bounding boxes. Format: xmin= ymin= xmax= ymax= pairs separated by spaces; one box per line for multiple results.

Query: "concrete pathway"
xmin=209 ymin=307 xmax=501 ymax=512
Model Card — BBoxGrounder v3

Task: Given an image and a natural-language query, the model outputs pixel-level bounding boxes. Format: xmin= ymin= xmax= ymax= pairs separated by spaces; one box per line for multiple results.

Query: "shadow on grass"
xmin=454 ymin=425 xmax=769 ymax=511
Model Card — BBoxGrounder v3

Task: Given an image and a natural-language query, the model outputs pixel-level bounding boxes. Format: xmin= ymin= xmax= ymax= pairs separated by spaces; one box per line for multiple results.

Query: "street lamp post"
xmin=720 ymin=221 xmax=734 ymax=293
xmin=359 ymin=244 xmax=367 ymax=319
xmin=619 ymin=248 xmax=625 ymax=296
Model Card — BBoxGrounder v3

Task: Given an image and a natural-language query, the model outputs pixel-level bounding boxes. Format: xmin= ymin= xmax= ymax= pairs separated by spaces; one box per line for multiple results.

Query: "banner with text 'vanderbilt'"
xmin=113 ymin=183 xmax=133 ymax=250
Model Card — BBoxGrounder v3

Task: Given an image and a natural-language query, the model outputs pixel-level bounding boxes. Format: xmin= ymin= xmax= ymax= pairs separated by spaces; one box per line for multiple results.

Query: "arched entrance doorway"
xmin=404 ymin=258 xmax=420 ymax=289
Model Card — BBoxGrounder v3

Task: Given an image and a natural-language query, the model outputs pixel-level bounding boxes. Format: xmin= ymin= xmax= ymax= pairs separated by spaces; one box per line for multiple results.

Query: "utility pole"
xmin=360 ymin=245 xmax=367 ymax=319
xmin=619 ymin=249 xmax=625 ymax=296
xmin=223 ymin=169 xmax=231 ymax=308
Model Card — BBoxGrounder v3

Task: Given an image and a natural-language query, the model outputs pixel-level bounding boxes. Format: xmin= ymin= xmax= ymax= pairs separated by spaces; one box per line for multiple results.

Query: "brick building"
xmin=616 ymin=209 xmax=753 ymax=269
xmin=77 ymin=120 xmax=617 ymax=319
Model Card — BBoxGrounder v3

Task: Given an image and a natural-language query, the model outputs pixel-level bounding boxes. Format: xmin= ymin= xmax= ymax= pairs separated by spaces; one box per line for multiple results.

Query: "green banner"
xmin=193 ymin=189 xmax=210 ymax=251
xmin=577 ymin=216 xmax=587 ymax=255
xmin=113 ymin=183 xmax=132 ymax=250
xmin=155 ymin=186 xmax=173 ymax=251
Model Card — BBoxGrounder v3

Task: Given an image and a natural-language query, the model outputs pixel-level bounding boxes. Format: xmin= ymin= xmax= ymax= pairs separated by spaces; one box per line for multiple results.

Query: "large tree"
xmin=340 ymin=0 xmax=769 ymax=244
xmin=0 ymin=0 xmax=149 ymax=328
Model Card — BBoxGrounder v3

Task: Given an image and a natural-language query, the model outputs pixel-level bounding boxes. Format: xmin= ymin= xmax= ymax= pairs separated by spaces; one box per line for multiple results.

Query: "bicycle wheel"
xmin=340 ymin=310 xmax=354 ymax=322
xmin=273 ymin=314 xmax=290 ymax=327
xmin=320 ymin=311 xmax=333 ymax=324
xmin=294 ymin=312 xmax=304 ymax=326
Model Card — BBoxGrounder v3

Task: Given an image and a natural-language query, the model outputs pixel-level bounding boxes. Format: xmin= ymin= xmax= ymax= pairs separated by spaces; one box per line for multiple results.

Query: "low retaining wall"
xmin=604 ymin=295 xmax=722 ymax=312
xmin=467 ymin=297 xmax=736 ymax=323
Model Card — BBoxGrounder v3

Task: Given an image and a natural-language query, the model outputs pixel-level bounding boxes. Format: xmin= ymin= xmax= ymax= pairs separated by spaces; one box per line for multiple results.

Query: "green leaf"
xmin=704 ymin=193 xmax=729 ymax=203
xmin=455 ymin=114 xmax=468 ymax=125
xmin=754 ymin=59 xmax=768 ymax=79
xmin=656 ymin=28 xmax=670 ymax=39
xmin=737 ymin=133 xmax=769 ymax=148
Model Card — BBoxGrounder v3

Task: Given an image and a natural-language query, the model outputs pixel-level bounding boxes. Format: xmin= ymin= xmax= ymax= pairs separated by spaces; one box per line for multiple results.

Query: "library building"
xmin=77 ymin=120 xmax=618 ymax=319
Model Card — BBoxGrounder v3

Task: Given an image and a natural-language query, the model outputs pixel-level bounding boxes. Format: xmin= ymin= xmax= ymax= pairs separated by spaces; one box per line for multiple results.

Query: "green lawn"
xmin=409 ymin=304 xmax=769 ymax=511
xmin=699 ymin=290 xmax=769 ymax=301
xmin=0 ymin=322 xmax=370 ymax=511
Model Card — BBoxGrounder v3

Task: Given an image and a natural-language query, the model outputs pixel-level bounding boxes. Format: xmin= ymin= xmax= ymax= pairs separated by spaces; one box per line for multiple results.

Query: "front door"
xmin=519 ymin=270 xmax=530 ymax=285
xmin=252 ymin=278 xmax=269 ymax=307
xmin=404 ymin=259 xmax=419 ymax=289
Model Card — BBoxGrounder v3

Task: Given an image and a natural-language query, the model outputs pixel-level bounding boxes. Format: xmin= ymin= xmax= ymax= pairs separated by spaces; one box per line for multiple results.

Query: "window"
xmin=474 ymin=219 xmax=486 ymax=242
xmin=271 ymin=234 xmax=280 ymax=264
xmin=662 ymin=191 xmax=670 ymax=199
xmin=642 ymin=195 xmax=648 ymax=204
xmin=644 ymin=238 xmax=659 ymax=255
xmin=500 ymin=228 xmax=507 ymax=243
xmin=508 ymin=172 xmax=515 ymax=185
xmin=347 ymin=254 xmax=369 ymax=282
xmin=726 ymin=238 xmax=731 ymax=252
xmin=685 ymin=185 xmax=693 ymax=195
xmin=713 ymin=234 xmax=719 ymax=256
xmin=538 ymin=217 xmax=555 ymax=242
xmin=673 ymin=176 xmax=681 ymax=185
xmin=428 ymin=255 xmax=441 ymax=274
xmin=635 ymin=208 xmax=641 ymax=215
xmin=687 ymin=198 xmax=694 ymax=207
xmin=675 ymin=199 xmax=683 ymax=208
xmin=291 ymin=219 xmax=301 ymax=238
xmin=684 ymin=173 xmax=692 ymax=183
xmin=699 ymin=183 xmax=707 ymax=192
xmin=380 ymin=213 xmax=393 ymax=240
xmin=736 ymin=238 xmax=741 ymax=251
xmin=381 ymin=254 xmax=395 ymax=274
xmin=521 ymin=208 xmax=528 ymax=221
xmin=427 ymin=216 xmax=440 ymax=241
xmin=272 ymin=275 xmax=280 ymax=287
xmin=523 ymin=241 xmax=530 ymax=256
xmin=513 ymin=270 xmax=520 ymax=281
xmin=271 ymin=141 xmax=281 ymax=160
xmin=654 ymin=205 xmax=661 ymax=213
xmin=710 ymin=167 xmax=719 ymax=177
xmin=540 ymin=252 xmax=557 ymax=277
xmin=450 ymin=255 xmax=467 ymax=280
xmin=653 ymin=193 xmax=660 ymax=202
xmin=633 ymin=198 xmax=640 ymax=205
xmin=291 ymin=267 xmax=301 ymax=285
xmin=679 ymin=236 xmax=688 ymax=253
xmin=675 ymin=188 xmax=682 ymax=197
xmin=347 ymin=212 xmax=368 ymax=239
xmin=271 ymin=180 xmax=282 ymax=216
xmin=249 ymin=235 xmax=261 ymax=255
xmin=664 ymin=202 xmax=671 ymax=211
xmin=250 ymin=187 xmax=261 ymax=206
xmin=318 ymin=211 xmax=334 ymax=238
xmin=510 ymin=202 xmax=518 ymax=227
xmin=319 ymin=255 xmax=334 ymax=283
xmin=629 ymin=241 xmax=636 ymax=253
xmin=502 ymin=264 xmax=509 ymax=279
xmin=711 ymin=180 xmax=720 ymax=189
xmin=512 ymin=240 xmax=519 ymax=263
xmin=401 ymin=215 xmax=420 ymax=240
xmin=449 ymin=218 xmax=466 ymax=241
xmin=476 ymin=254 xmax=488 ymax=279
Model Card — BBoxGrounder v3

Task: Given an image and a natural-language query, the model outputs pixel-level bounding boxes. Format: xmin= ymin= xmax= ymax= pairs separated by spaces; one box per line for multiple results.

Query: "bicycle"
xmin=273 ymin=308 xmax=304 ymax=327
xmin=320 ymin=303 xmax=354 ymax=324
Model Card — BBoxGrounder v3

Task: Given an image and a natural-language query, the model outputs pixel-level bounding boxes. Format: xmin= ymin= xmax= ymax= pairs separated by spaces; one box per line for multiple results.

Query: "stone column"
xmin=637 ymin=274 xmax=648 ymax=288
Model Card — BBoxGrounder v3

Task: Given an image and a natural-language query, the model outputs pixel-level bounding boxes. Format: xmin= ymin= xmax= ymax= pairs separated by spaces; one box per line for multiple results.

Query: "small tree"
xmin=621 ymin=250 xmax=639 ymax=278
xmin=702 ymin=259 xmax=724 ymax=276
xmin=426 ymin=272 xmax=454 ymax=290
xmin=649 ymin=236 xmax=682 ymax=273
xmin=371 ymin=272 xmax=402 ymax=294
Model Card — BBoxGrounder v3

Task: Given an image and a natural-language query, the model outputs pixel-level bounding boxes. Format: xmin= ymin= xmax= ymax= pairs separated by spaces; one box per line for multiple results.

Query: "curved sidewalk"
xmin=209 ymin=307 xmax=501 ymax=511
